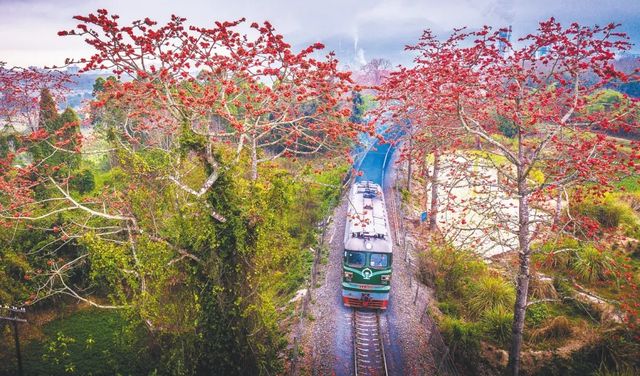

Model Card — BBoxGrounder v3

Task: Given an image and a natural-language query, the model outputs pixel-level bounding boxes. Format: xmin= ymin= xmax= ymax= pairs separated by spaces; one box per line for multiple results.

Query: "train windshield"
xmin=346 ymin=251 xmax=365 ymax=267
xmin=369 ymin=253 xmax=389 ymax=269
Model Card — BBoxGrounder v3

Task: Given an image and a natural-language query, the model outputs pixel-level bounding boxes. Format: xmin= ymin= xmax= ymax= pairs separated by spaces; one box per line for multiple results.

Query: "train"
xmin=342 ymin=180 xmax=393 ymax=309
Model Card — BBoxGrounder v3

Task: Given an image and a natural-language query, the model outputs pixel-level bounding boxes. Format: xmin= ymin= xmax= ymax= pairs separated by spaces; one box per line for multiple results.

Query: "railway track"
xmin=353 ymin=309 xmax=388 ymax=376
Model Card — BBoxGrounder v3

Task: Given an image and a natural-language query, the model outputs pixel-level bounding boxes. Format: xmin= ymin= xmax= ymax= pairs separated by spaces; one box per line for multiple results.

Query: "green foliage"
xmin=535 ymin=238 xmax=621 ymax=285
xmin=574 ymin=194 xmax=640 ymax=237
xmin=534 ymin=237 xmax=580 ymax=270
xmin=31 ymin=106 xmax=82 ymax=173
xmin=349 ymin=90 xmax=365 ymax=124
xmin=1 ymin=309 xmax=151 ymax=376
xmin=42 ymin=331 xmax=77 ymax=373
xmin=420 ymin=241 xmax=487 ymax=300
xmin=481 ymin=306 xmax=513 ymax=346
xmin=467 ymin=275 xmax=516 ymax=318
xmin=92 ymin=76 xmax=117 ymax=96
xmin=530 ymin=316 xmax=573 ymax=343
xmin=614 ymin=176 xmax=640 ymax=193
xmin=573 ymin=245 xmax=618 ymax=283
xmin=425 ymin=242 xmax=518 ymax=353
xmin=0 ymin=249 xmax=30 ymax=303
xmin=440 ymin=316 xmax=482 ymax=359
xmin=70 ymin=169 xmax=95 ymax=194
xmin=399 ymin=187 xmax=410 ymax=203
xmin=526 ymin=303 xmax=552 ymax=327
xmin=586 ymin=89 xmax=625 ymax=114
xmin=0 ymin=128 xmax=21 ymax=158
xmin=39 ymin=88 xmax=58 ymax=130
xmin=496 ymin=114 xmax=518 ymax=138
xmin=437 ymin=300 xmax=461 ymax=317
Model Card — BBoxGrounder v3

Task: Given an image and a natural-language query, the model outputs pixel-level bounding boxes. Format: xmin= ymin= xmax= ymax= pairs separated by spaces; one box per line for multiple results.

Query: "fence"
xmin=392 ymin=176 xmax=460 ymax=376
xmin=288 ymin=172 xmax=353 ymax=376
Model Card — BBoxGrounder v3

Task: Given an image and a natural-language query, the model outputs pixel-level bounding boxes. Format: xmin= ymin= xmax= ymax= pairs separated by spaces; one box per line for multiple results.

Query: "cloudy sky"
xmin=1 ymin=0 xmax=639 ymax=69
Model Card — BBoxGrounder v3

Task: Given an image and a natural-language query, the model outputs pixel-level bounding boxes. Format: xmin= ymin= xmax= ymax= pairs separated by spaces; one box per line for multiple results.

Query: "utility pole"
xmin=1 ymin=305 xmax=27 ymax=376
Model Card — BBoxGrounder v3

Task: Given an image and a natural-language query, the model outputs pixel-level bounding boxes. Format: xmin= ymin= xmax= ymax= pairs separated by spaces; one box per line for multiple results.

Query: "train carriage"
xmin=342 ymin=181 xmax=393 ymax=309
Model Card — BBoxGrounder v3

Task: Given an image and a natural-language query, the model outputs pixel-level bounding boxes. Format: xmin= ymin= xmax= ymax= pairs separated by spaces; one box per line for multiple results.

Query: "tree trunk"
xmin=508 ymin=167 xmax=531 ymax=376
xmin=406 ymin=133 xmax=413 ymax=193
xmin=250 ymin=136 xmax=258 ymax=181
xmin=428 ymin=148 xmax=440 ymax=231
xmin=423 ymin=153 xmax=431 ymax=212
xmin=553 ymin=187 xmax=563 ymax=227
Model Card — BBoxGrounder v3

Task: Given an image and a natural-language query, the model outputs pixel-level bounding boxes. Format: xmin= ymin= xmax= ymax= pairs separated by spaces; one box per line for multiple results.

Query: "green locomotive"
xmin=342 ymin=181 xmax=392 ymax=309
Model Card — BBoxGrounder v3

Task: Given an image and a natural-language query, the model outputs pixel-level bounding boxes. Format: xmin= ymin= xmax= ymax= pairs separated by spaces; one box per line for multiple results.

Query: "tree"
xmin=349 ymin=90 xmax=365 ymax=124
xmin=1 ymin=10 xmax=363 ymax=373
xmin=376 ymin=65 xmax=464 ymax=230
xmin=400 ymin=20 xmax=639 ymax=375
xmin=0 ymin=63 xmax=70 ymax=131
xmin=362 ymin=58 xmax=391 ymax=86
xmin=31 ymin=104 xmax=82 ymax=173
xmin=38 ymin=88 xmax=58 ymax=130
xmin=59 ymin=10 xmax=365 ymax=181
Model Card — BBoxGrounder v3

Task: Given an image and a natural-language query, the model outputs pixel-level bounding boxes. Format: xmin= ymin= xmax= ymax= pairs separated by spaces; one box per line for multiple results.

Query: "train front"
xmin=342 ymin=181 xmax=393 ymax=309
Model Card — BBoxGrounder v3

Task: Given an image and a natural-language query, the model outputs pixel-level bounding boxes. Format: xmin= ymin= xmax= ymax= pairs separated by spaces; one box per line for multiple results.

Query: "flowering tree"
xmin=1 ymin=10 xmax=363 ymax=325
xmin=60 ymin=9 xmax=361 ymax=181
xmin=377 ymin=64 xmax=466 ymax=231
xmin=400 ymin=20 xmax=639 ymax=374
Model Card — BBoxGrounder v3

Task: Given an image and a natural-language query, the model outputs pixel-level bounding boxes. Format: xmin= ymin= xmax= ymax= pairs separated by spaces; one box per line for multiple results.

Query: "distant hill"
xmin=614 ymin=54 xmax=640 ymax=98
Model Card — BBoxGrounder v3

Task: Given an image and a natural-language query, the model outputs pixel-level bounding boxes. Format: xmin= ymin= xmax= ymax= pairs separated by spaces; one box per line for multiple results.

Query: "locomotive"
xmin=342 ymin=181 xmax=392 ymax=309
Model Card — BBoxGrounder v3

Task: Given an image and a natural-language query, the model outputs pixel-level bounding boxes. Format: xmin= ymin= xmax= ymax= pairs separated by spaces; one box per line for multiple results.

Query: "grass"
xmin=614 ymin=175 xmax=640 ymax=193
xmin=0 ymin=308 xmax=150 ymax=376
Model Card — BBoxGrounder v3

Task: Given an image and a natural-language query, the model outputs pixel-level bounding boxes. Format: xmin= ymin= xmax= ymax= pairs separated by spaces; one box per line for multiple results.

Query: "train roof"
xmin=344 ymin=181 xmax=392 ymax=253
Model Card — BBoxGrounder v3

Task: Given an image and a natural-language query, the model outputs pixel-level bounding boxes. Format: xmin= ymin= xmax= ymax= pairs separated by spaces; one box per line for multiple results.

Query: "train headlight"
xmin=344 ymin=271 xmax=353 ymax=281
xmin=381 ymin=274 xmax=391 ymax=282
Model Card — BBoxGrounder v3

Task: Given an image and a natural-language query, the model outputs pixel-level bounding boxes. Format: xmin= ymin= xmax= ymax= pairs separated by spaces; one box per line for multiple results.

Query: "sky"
xmin=1 ymin=0 xmax=639 ymax=69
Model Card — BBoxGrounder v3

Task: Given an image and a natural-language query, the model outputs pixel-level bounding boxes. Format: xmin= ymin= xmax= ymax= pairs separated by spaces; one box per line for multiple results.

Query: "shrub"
xmin=533 ymin=237 xmax=580 ymax=271
xmin=574 ymin=195 xmax=640 ymax=237
xmin=71 ymin=169 xmax=96 ymax=194
xmin=440 ymin=316 xmax=482 ymax=358
xmin=467 ymin=275 xmax=515 ymax=318
xmin=572 ymin=245 xmax=618 ymax=283
xmin=530 ymin=316 xmax=573 ymax=342
xmin=481 ymin=306 xmax=513 ymax=346
xmin=426 ymin=242 xmax=487 ymax=299
xmin=526 ymin=303 xmax=552 ymax=327
xmin=529 ymin=276 xmax=559 ymax=301
xmin=572 ymin=327 xmax=640 ymax=375
xmin=576 ymin=200 xmax=624 ymax=228
xmin=416 ymin=251 xmax=437 ymax=288
xmin=438 ymin=300 xmax=460 ymax=317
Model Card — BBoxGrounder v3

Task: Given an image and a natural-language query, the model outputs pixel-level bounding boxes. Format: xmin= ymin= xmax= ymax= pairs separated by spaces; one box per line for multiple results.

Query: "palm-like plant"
xmin=467 ymin=275 xmax=515 ymax=318
xmin=572 ymin=245 xmax=617 ymax=283
xmin=481 ymin=306 xmax=513 ymax=345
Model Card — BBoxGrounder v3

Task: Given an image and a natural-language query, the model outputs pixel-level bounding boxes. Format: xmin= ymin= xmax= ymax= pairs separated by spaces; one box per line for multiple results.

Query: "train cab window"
xmin=346 ymin=251 xmax=365 ymax=267
xmin=369 ymin=253 xmax=389 ymax=269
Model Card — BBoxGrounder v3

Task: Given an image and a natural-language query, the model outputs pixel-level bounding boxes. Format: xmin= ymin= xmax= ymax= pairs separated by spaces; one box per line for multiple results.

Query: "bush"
xmin=572 ymin=245 xmax=618 ymax=283
xmin=481 ymin=306 xmax=513 ymax=346
xmin=467 ymin=275 xmax=515 ymax=318
xmin=438 ymin=300 xmax=460 ymax=317
xmin=440 ymin=316 xmax=482 ymax=359
xmin=529 ymin=276 xmax=559 ymax=301
xmin=530 ymin=316 xmax=573 ymax=342
xmin=425 ymin=242 xmax=487 ymax=299
xmin=533 ymin=237 xmax=580 ymax=271
xmin=526 ymin=303 xmax=552 ymax=327
xmin=553 ymin=277 xmax=575 ymax=298
xmin=574 ymin=195 xmax=640 ymax=237
xmin=71 ymin=169 xmax=96 ymax=194
xmin=416 ymin=251 xmax=437 ymax=288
